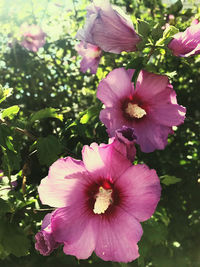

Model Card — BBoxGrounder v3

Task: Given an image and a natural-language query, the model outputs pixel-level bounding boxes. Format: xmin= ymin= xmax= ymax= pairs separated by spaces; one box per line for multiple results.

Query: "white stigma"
xmin=125 ymin=103 xmax=146 ymax=119
xmin=93 ymin=187 xmax=113 ymax=214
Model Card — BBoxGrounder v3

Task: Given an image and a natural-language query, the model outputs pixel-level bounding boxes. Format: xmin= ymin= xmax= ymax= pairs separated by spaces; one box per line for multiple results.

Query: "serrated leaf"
xmin=37 ymin=135 xmax=62 ymax=166
xmin=160 ymin=175 xmax=182 ymax=185
xmin=29 ymin=108 xmax=63 ymax=124
xmin=2 ymin=105 xmax=20 ymax=119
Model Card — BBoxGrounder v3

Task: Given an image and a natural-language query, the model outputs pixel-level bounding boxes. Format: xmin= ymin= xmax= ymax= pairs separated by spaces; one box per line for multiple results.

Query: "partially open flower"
xmin=75 ymin=41 xmax=102 ymax=74
xmin=35 ymin=212 xmax=60 ymax=256
xmin=76 ymin=0 xmax=141 ymax=54
xmin=168 ymin=22 xmax=200 ymax=57
xmin=20 ymin=23 xmax=46 ymax=52
xmin=97 ymin=68 xmax=186 ymax=153
xmin=38 ymin=141 xmax=161 ymax=262
xmin=109 ymin=126 xmax=137 ymax=162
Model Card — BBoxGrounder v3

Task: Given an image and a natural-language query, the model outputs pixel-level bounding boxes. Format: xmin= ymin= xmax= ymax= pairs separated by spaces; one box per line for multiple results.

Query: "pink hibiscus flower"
xmin=35 ymin=212 xmax=60 ymax=256
xmin=75 ymin=41 xmax=102 ymax=74
xmin=76 ymin=0 xmax=141 ymax=54
xmin=168 ymin=22 xmax=200 ymax=57
xmin=20 ymin=23 xmax=46 ymax=52
xmin=37 ymin=140 xmax=161 ymax=262
xmin=97 ymin=68 xmax=186 ymax=153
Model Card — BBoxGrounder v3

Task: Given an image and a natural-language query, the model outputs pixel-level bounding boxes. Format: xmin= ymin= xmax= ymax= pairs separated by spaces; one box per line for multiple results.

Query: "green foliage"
xmin=156 ymin=25 xmax=179 ymax=46
xmin=160 ymin=175 xmax=182 ymax=185
xmin=0 ymin=0 xmax=199 ymax=266
xmin=37 ymin=135 xmax=63 ymax=166
xmin=1 ymin=105 xmax=20 ymax=119
xmin=0 ymin=219 xmax=30 ymax=257
xmin=29 ymin=108 xmax=63 ymax=124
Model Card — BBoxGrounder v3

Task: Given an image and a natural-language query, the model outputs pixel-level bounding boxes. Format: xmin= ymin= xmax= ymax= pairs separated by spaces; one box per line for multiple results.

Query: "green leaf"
xmin=151 ymin=24 xmax=163 ymax=42
xmin=0 ymin=199 xmax=11 ymax=215
xmin=29 ymin=108 xmax=63 ymax=124
xmin=0 ymin=86 xmax=12 ymax=104
xmin=160 ymin=175 xmax=182 ymax=185
xmin=2 ymin=105 xmax=20 ymax=119
xmin=137 ymin=19 xmax=151 ymax=37
xmin=1 ymin=148 xmax=21 ymax=174
xmin=0 ymin=124 xmax=15 ymax=152
xmin=156 ymin=26 xmax=179 ymax=46
xmin=37 ymin=135 xmax=62 ymax=166
xmin=80 ymin=106 xmax=99 ymax=124
xmin=168 ymin=0 xmax=183 ymax=14
xmin=126 ymin=57 xmax=144 ymax=70
xmin=0 ymin=220 xmax=30 ymax=257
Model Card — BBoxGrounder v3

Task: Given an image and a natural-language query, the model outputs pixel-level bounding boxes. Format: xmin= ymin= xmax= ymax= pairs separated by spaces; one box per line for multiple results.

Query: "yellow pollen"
xmin=125 ymin=103 xmax=146 ymax=119
xmin=93 ymin=187 xmax=113 ymax=214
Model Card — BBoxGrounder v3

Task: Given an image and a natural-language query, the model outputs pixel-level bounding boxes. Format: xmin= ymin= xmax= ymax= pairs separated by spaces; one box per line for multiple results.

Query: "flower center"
xmin=88 ymin=48 xmax=101 ymax=58
xmin=93 ymin=186 xmax=113 ymax=214
xmin=26 ymin=36 xmax=34 ymax=43
xmin=125 ymin=103 xmax=146 ymax=119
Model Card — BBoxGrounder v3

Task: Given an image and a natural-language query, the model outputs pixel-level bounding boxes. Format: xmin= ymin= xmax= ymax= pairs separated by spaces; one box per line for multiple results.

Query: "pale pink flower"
xmin=168 ymin=22 xmax=200 ymax=57
xmin=76 ymin=0 xmax=141 ymax=54
xmin=97 ymin=68 xmax=186 ymax=153
xmin=20 ymin=23 xmax=46 ymax=52
xmin=35 ymin=212 xmax=60 ymax=256
xmin=38 ymin=141 xmax=161 ymax=262
xmin=75 ymin=41 xmax=102 ymax=74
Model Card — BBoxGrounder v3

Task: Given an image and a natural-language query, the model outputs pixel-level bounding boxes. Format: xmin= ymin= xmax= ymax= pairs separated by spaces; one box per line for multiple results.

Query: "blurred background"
xmin=0 ymin=0 xmax=199 ymax=266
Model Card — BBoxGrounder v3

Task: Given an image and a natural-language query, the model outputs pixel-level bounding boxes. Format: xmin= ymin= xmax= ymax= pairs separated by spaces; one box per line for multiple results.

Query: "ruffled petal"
xmin=82 ymin=141 xmax=132 ymax=182
xmin=133 ymin=118 xmax=172 ymax=152
xmin=115 ymin=164 xmax=161 ymax=222
xmin=152 ymin=103 xmax=186 ymax=126
xmin=95 ymin=207 xmax=143 ymax=262
xmin=48 ymin=157 xmax=86 ymax=180
xmin=97 ymin=68 xmax=133 ymax=107
xmin=135 ymin=70 xmax=169 ymax=100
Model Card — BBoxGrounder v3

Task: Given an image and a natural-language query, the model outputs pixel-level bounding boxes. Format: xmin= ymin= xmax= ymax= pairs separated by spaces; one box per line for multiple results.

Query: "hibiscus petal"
xmin=97 ymin=68 xmax=133 ymax=107
xmin=133 ymin=118 xmax=172 ymax=152
xmin=38 ymin=176 xmax=82 ymax=207
xmin=51 ymin=205 xmax=94 ymax=246
xmin=48 ymin=157 xmax=86 ymax=180
xmin=82 ymin=141 xmax=132 ymax=181
xmin=38 ymin=157 xmax=87 ymax=207
xmin=95 ymin=207 xmax=143 ymax=262
xmin=152 ymin=103 xmax=186 ymax=126
xmin=99 ymin=107 xmax=130 ymax=137
xmin=136 ymin=70 xmax=169 ymax=100
xmin=116 ymin=164 xmax=161 ymax=222
xmin=63 ymin=218 xmax=98 ymax=259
